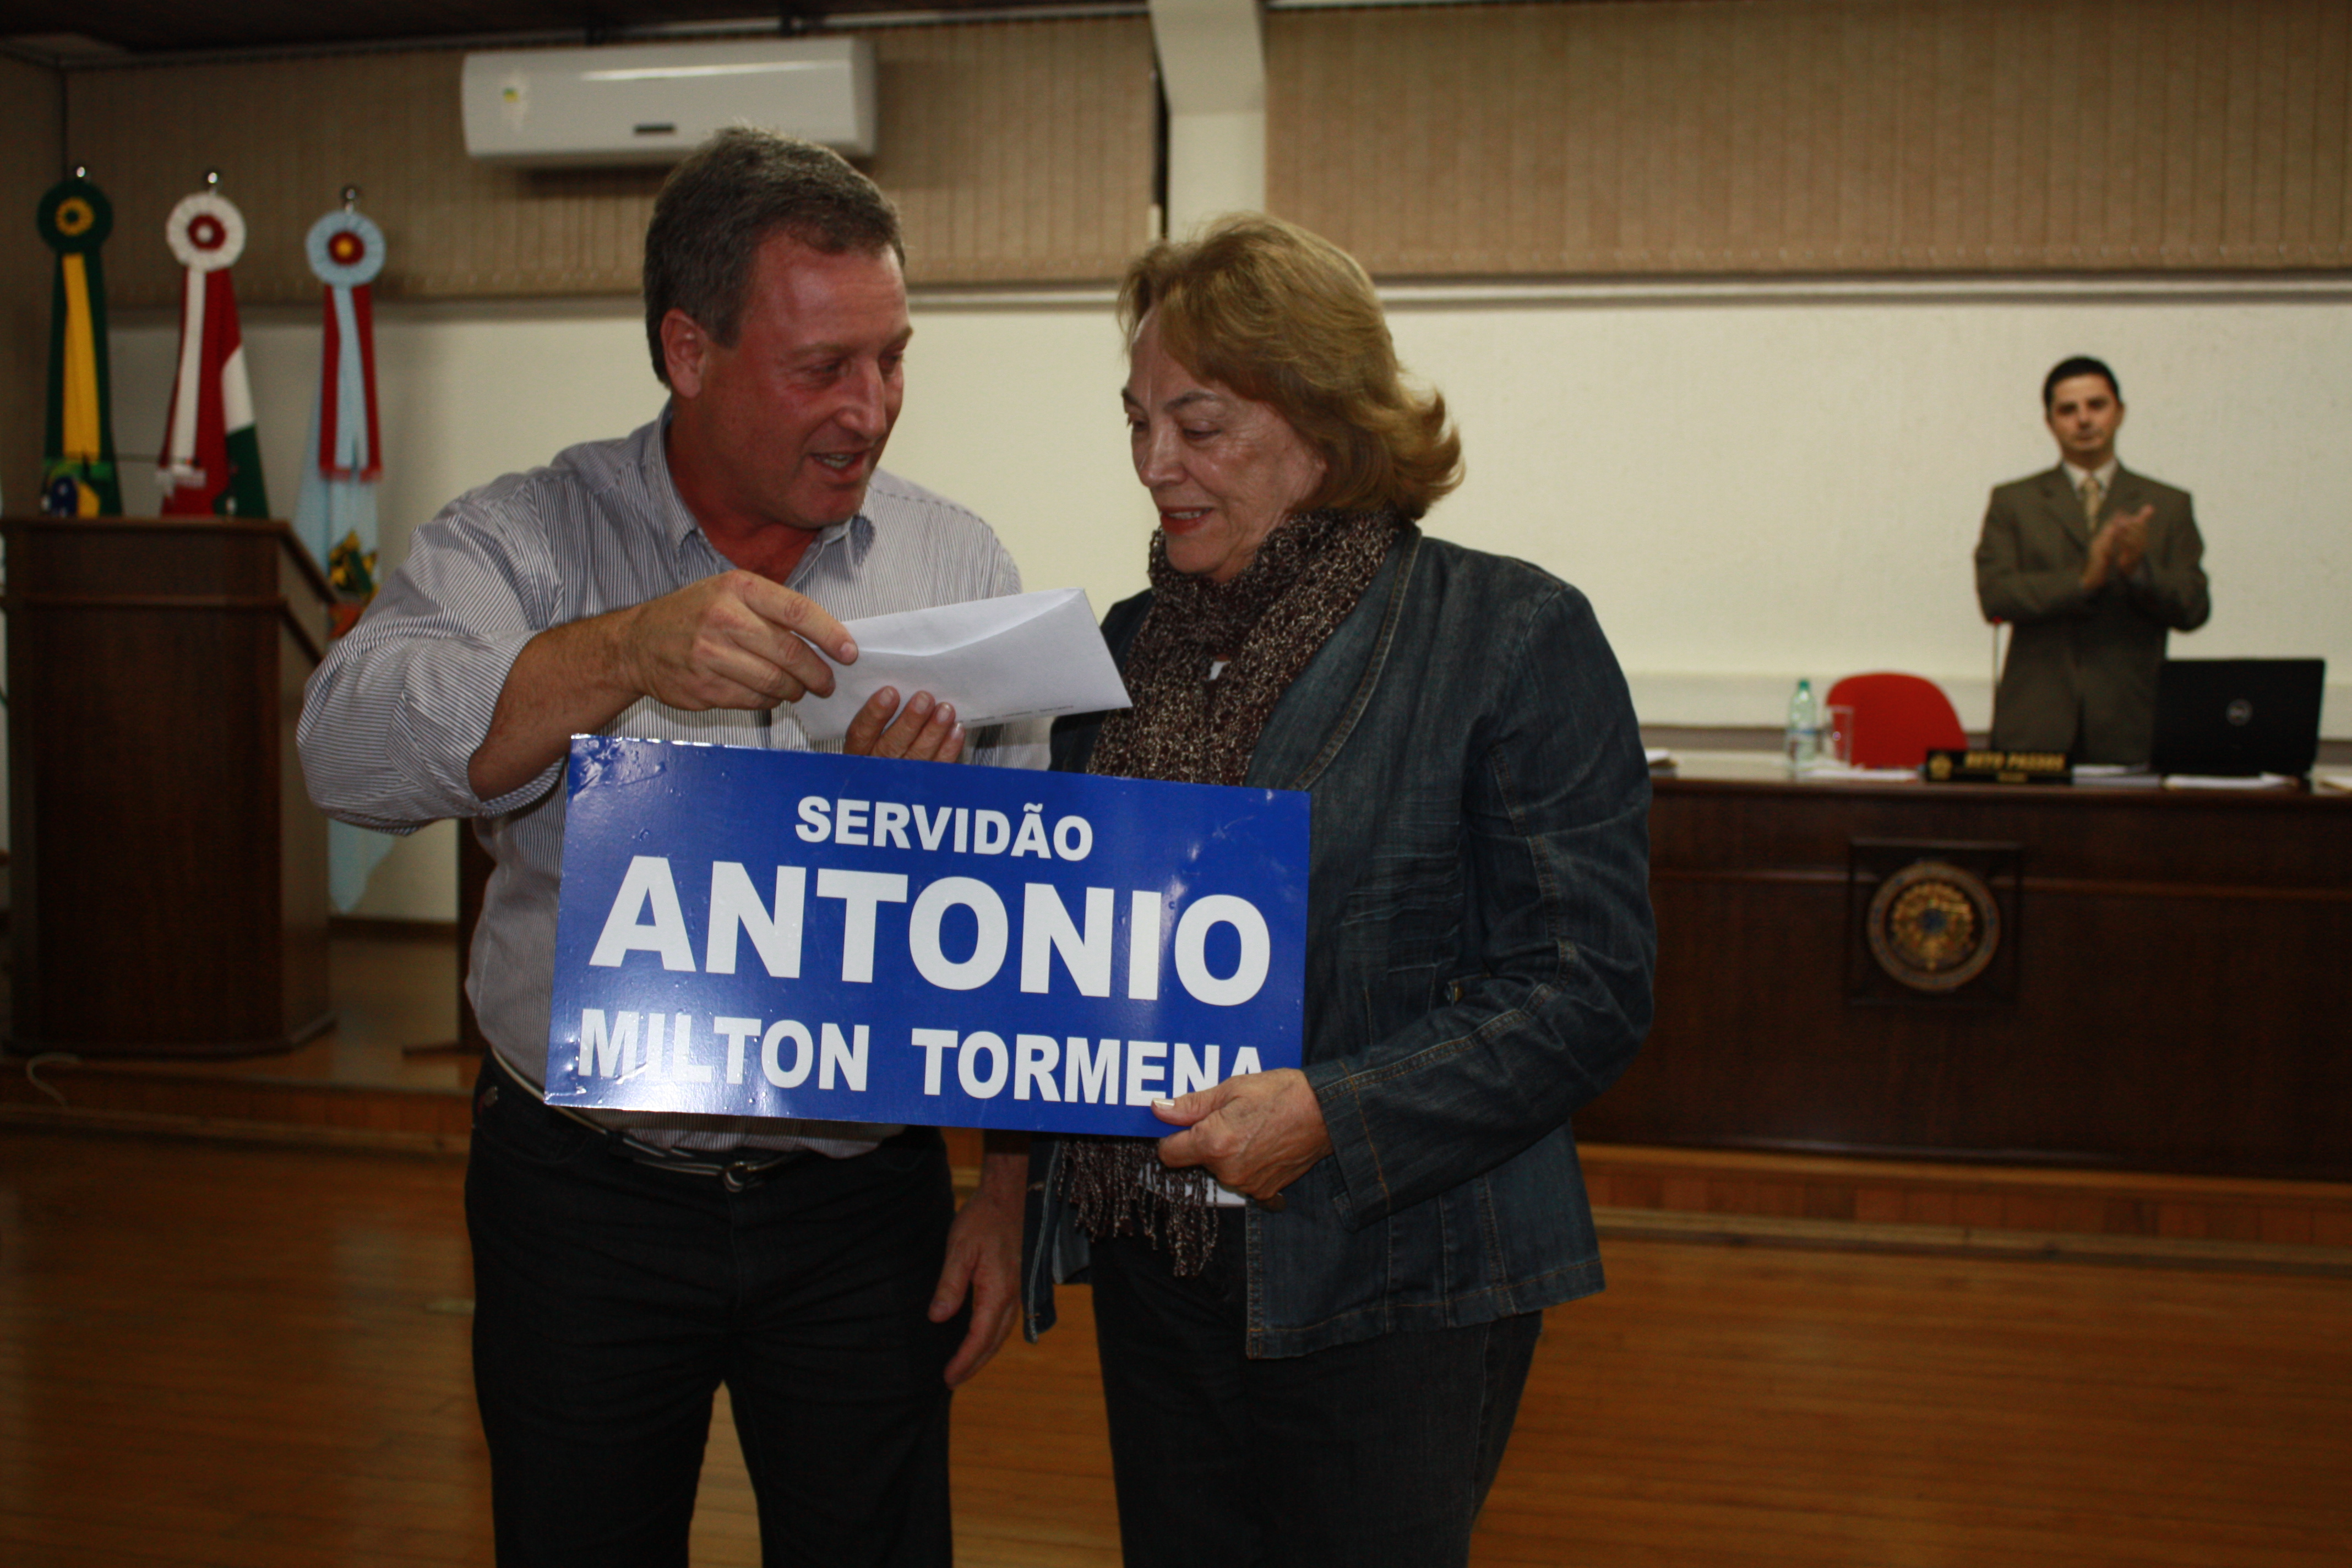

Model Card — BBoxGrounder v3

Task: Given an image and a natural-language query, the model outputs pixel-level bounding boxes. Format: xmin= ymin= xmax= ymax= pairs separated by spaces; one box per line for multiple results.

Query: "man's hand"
xmin=617 ymin=570 xmax=854 ymax=712
xmin=843 ymin=688 xmax=965 ymax=763
xmin=1152 ymin=1069 xmax=1332 ymax=1201
xmin=2081 ymin=504 xmax=2154 ymax=592
xmin=929 ymin=1140 xmax=1027 ymax=1388
xmin=469 ymin=571 xmax=858 ymax=798
xmin=2105 ymin=505 xmax=2153 ymax=577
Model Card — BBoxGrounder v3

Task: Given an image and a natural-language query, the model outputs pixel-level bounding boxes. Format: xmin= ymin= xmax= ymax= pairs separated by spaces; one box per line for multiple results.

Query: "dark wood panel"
xmin=1580 ymin=777 xmax=2352 ymax=1179
xmin=1648 ymin=777 xmax=2352 ymax=891
xmin=3 ymin=517 xmax=335 ymax=1057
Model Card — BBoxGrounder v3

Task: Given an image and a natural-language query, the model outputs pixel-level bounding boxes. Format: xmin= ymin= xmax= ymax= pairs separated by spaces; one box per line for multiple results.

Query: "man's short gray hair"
xmin=643 ymin=127 xmax=904 ymax=385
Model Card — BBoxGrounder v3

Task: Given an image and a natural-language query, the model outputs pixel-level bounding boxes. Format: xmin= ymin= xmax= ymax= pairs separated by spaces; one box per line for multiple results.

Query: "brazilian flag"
xmin=37 ymin=175 xmax=123 ymax=516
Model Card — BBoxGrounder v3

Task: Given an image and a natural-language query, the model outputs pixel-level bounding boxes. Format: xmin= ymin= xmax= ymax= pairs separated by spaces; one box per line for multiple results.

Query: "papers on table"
xmin=1798 ymin=761 xmax=1922 ymax=783
xmin=2161 ymin=773 xmax=2298 ymax=791
xmin=791 ymin=587 xmax=1131 ymax=744
xmin=2072 ymin=765 xmax=2162 ymax=788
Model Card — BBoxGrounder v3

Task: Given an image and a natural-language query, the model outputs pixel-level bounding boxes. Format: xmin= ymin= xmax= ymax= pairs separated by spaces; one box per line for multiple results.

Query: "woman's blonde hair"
xmin=1119 ymin=214 xmax=1462 ymax=520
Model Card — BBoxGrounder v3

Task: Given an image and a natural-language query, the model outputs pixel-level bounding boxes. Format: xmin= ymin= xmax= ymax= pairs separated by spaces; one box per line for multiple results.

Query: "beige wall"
xmin=96 ymin=271 xmax=2352 ymax=918
xmin=1271 ymin=0 xmax=2352 ymax=277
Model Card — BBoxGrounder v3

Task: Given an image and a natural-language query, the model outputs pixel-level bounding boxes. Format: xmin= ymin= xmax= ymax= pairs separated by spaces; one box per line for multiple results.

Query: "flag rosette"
xmin=39 ymin=178 xmax=113 ymax=253
xmin=165 ymin=192 xmax=247 ymax=271
xmin=306 ymin=209 xmax=386 ymax=289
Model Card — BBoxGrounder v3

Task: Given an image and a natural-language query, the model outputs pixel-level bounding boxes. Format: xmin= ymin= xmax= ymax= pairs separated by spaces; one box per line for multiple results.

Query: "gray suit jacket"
xmin=1974 ymin=463 xmax=2210 ymax=765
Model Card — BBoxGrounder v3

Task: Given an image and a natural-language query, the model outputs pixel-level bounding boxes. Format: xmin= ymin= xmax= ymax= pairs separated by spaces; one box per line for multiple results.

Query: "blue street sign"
xmin=546 ymin=736 xmax=1309 ymax=1136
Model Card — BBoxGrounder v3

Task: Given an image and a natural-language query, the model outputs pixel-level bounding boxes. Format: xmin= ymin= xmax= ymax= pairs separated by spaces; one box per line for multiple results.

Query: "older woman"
xmin=1022 ymin=215 xmax=1654 ymax=1567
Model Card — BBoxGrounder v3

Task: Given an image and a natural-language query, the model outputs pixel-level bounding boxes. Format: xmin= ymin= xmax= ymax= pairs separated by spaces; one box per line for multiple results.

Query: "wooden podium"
xmin=4 ymin=516 xmax=336 ymax=1057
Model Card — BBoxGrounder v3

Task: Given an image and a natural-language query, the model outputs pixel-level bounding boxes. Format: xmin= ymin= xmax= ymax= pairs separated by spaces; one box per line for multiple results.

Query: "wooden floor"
xmin=2 ymin=1124 xmax=2347 ymax=1567
xmin=4 ymin=927 xmax=2348 ymax=1563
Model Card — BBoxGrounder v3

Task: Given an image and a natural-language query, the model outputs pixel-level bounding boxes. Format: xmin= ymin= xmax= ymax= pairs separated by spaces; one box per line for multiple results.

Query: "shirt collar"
xmin=2061 ymin=456 xmax=2119 ymax=493
xmin=642 ymin=404 xmax=707 ymax=559
xmin=643 ymin=402 xmax=878 ymax=576
xmin=793 ymin=510 xmax=875 ymax=580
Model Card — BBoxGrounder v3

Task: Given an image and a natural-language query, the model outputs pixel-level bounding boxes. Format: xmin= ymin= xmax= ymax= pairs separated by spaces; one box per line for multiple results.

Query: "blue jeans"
xmin=1087 ymin=1210 xmax=1540 ymax=1568
xmin=464 ymin=1059 xmax=961 ymax=1567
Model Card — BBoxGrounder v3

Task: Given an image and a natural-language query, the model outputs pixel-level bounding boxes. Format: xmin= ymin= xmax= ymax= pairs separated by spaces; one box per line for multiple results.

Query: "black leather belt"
xmin=483 ymin=1050 xmax=864 ymax=1191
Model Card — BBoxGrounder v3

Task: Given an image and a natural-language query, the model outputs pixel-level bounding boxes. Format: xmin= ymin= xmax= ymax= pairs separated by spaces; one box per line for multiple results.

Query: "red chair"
xmin=1823 ymin=672 xmax=1967 ymax=769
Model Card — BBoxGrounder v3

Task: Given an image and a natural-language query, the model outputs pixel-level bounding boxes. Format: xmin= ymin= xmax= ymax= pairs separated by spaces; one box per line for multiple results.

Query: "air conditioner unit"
xmin=461 ymin=37 xmax=877 ymax=167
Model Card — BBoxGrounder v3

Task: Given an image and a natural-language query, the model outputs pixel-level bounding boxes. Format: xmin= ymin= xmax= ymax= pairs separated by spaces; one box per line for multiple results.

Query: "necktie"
xmin=2079 ymin=473 xmax=2104 ymax=530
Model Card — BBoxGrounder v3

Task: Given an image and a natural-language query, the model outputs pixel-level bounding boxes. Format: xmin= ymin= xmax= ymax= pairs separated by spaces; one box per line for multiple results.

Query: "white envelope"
xmin=792 ymin=586 xmax=1133 ymax=743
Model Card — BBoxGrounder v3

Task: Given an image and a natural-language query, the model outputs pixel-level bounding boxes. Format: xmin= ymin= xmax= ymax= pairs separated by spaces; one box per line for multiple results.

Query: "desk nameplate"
xmin=1926 ymin=748 xmax=2070 ymax=785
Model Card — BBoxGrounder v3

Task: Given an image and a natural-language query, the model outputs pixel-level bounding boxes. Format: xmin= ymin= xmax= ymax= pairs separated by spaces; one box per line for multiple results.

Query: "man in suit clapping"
xmin=1975 ymin=355 xmax=2212 ymax=765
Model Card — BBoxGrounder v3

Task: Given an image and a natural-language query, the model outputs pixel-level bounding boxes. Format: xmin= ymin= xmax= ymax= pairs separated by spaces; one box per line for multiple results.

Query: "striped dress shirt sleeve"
xmin=298 ymin=411 xmax=1050 ymax=1152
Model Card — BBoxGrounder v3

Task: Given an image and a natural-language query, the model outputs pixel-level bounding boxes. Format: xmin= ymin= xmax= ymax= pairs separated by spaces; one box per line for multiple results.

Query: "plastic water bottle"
xmin=1785 ymin=679 xmax=1820 ymax=772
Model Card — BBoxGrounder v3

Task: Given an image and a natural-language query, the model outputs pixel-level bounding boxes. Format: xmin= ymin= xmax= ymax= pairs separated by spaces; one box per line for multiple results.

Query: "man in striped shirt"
xmin=300 ymin=130 xmax=1043 ymax=1567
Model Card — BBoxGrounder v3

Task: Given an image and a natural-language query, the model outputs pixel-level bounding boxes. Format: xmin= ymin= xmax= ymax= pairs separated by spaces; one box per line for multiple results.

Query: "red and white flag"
xmin=159 ymin=190 xmax=269 ymax=518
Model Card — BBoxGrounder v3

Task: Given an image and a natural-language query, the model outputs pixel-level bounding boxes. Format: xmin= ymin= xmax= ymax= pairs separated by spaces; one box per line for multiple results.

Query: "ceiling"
xmin=4 ymin=1 xmax=1137 ymax=61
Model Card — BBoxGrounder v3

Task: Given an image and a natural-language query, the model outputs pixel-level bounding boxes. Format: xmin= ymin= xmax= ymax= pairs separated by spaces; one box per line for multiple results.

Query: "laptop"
xmin=2149 ymin=658 xmax=2326 ymax=777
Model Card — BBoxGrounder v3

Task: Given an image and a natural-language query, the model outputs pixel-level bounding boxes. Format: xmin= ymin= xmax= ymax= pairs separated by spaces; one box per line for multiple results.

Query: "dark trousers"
xmin=464 ymin=1060 xmax=963 ymax=1567
xmin=1087 ymin=1210 xmax=1542 ymax=1568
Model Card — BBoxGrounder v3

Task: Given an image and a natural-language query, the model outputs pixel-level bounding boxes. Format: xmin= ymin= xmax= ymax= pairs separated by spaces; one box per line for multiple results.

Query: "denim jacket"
xmin=1022 ymin=526 xmax=1656 ymax=1358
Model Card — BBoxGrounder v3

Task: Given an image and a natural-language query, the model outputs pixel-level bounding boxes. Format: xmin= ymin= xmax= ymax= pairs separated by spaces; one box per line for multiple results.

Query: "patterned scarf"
xmin=1059 ymin=507 xmax=1400 ymax=1273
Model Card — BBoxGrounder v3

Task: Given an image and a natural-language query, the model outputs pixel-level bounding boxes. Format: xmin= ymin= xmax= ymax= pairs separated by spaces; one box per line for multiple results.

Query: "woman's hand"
xmin=1152 ymin=1069 xmax=1331 ymax=1201
xmin=842 ymin=685 xmax=964 ymax=762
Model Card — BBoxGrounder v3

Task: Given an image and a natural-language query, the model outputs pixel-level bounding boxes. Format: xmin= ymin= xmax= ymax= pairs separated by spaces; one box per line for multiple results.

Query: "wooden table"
xmin=1574 ymin=755 xmax=2352 ymax=1180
